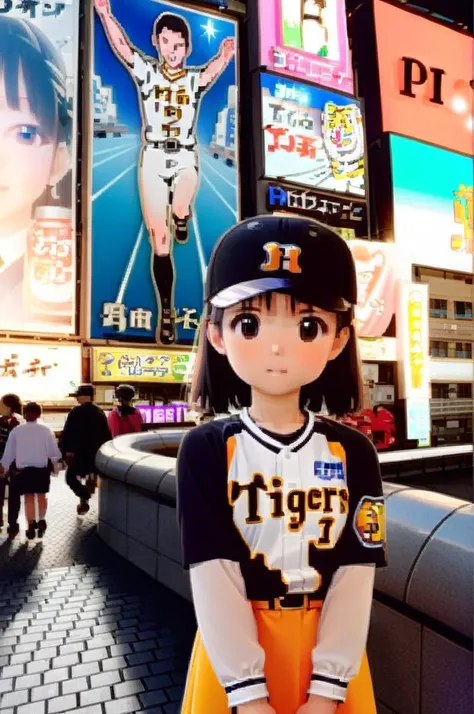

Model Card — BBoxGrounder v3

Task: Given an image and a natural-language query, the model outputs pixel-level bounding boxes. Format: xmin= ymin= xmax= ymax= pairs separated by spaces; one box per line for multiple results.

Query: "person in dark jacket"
xmin=0 ymin=393 xmax=23 ymax=538
xmin=60 ymin=384 xmax=111 ymax=515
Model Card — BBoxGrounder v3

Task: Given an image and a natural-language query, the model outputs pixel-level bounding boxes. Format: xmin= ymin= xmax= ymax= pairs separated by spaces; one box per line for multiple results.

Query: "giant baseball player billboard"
xmin=89 ymin=0 xmax=238 ymax=345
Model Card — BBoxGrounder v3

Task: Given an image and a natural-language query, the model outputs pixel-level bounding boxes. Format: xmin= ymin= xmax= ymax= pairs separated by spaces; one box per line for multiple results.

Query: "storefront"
xmin=90 ymin=346 xmax=195 ymax=424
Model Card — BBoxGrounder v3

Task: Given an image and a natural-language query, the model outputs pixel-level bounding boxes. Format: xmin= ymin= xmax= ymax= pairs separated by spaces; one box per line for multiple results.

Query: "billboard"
xmin=91 ymin=346 xmax=195 ymax=384
xmin=265 ymin=182 xmax=368 ymax=236
xmin=258 ymin=0 xmax=353 ymax=93
xmin=358 ymin=337 xmax=397 ymax=362
xmin=347 ymin=239 xmax=398 ymax=338
xmin=0 ymin=2 xmax=79 ymax=335
xmin=0 ymin=343 xmax=81 ymax=403
xmin=261 ymin=73 xmax=365 ymax=197
xmin=374 ymin=0 xmax=474 ymax=157
xmin=90 ymin=0 xmax=239 ymax=344
xmin=391 ymin=135 xmax=473 ymax=276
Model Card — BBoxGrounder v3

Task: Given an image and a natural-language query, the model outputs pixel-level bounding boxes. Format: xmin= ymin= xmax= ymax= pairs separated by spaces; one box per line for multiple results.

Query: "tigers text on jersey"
xmin=131 ymin=51 xmax=202 ymax=146
xmin=177 ymin=409 xmax=387 ymax=602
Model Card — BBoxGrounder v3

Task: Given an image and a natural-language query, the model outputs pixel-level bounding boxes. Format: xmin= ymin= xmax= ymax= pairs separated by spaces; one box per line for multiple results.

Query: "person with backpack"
xmin=107 ymin=384 xmax=144 ymax=437
xmin=0 ymin=393 xmax=24 ymax=538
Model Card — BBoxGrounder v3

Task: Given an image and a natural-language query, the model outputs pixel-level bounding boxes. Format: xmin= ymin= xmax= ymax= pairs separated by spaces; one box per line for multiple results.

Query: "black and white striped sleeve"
xmin=308 ymin=564 xmax=376 ymax=702
xmin=189 ymin=559 xmax=269 ymax=707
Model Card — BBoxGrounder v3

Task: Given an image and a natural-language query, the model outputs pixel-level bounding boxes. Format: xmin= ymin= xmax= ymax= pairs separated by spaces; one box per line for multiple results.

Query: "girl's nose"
xmin=272 ymin=344 xmax=280 ymax=355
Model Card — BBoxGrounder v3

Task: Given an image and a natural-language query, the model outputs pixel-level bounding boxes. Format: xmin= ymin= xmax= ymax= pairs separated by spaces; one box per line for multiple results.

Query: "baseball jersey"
xmin=177 ymin=408 xmax=387 ymax=603
xmin=131 ymin=50 xmax=202 ymax=146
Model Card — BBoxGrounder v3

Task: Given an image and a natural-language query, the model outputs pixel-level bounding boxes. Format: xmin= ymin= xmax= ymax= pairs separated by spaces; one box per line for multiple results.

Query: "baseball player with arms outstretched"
xmin=94 ymin=0 xmax=235 ymax=344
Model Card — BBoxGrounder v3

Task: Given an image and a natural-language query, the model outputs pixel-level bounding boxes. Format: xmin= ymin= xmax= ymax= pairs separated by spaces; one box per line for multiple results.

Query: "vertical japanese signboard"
xmin=397 ymin=282 xmax=430 ymax=447
xmin=257 ymin=0 xmax=353 ymax=93
xmin=90 ymin=0 xmax=239 ymax=345
xmin=0 ymin=1 xmax=79 ymax=335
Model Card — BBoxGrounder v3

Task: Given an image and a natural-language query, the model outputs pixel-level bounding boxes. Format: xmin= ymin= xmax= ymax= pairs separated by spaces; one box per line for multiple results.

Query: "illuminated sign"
xmin=136 ymin=404 xmax=189 ymax=424
xmin=265 ymin=183 xmax=368 ymax=234
xmin=90 ymin=0 xmax=239 ymax=345
xmin=258 ymin=0 xmax=353 ymax=92
xmin=347 ymin=240 xmax=398 ymax=338
xmin=374 ymin=0 xmax=474 ymax=157
xmin=358 ymin=337 xmax=397 ymax=362
xmin=261 ymin=73 xmax=365 ymax=197
xmin=391 ymin=135 xmax=473 ymax=276
xmin=397 ymin=283 xmax=429 ymax=401
xmin=0 ymin=343 xmax=81 ymax=402
xmin=0 ymin=3 xmax=79 ymax=335
xmin=406 ymin=398 xmax=430 ymax=448
xmin=91 ymin=347 xmax=195 ymax=384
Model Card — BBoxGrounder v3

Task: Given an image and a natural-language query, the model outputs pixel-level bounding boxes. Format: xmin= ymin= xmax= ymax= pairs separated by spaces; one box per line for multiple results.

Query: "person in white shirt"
xmin=1 ymin=402 xmax=61 ymax=540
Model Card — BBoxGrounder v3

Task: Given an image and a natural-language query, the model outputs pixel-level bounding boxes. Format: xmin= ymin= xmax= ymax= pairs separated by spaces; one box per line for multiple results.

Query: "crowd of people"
xmin=0 ymin=383 xmax=144 ymax=540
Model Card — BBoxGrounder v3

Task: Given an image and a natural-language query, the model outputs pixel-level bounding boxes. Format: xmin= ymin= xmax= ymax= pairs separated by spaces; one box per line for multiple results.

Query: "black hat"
xmin=69 ymin=383 xmax=95 ymax=398
xmin=205 ymin=215 xmax=357 ymax=311
xmin=115 ymin=384 xmax=135 ymax=401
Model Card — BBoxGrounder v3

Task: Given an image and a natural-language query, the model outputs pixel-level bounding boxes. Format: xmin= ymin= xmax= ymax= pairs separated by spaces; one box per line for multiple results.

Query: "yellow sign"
xmin=91 ymin=347 xmax=195 ymax=384
xmin=397 ymin=282 xmax=429 ymax=400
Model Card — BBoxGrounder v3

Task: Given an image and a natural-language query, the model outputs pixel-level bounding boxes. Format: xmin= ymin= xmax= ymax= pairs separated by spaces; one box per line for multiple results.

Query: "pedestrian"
xmin=60 ymin=384 xmax=111 ymax=515
xmin=107 ymin=384 xmax=144 ymax=437
xmin=1 ymin=402 xmax=61 ymax=539
xmin=177 ymin=216 xmax=387 ymax=714
xmin=0 ymin=393 xmax=24 ymax=538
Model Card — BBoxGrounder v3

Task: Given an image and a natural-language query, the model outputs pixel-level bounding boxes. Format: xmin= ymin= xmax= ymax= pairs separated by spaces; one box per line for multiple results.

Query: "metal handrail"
xmin=430 ymin=398 xmax=473 ymax=416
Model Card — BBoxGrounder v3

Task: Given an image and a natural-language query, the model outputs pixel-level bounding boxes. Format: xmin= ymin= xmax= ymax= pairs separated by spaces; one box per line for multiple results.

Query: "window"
xmin=429 ymin=298 xmax=448 ymax=318
xmin=454 ymin=301 xmax=473 ymax=320
xmin=458 ymin=383 xmax=472 ymax=399
xmin=455 ymin=343 xmax=473 ymax=359
xmin=430 ymin=340 xmax=448 ymax=358
xmin=431 ymin=383 xmax=449 ymax=399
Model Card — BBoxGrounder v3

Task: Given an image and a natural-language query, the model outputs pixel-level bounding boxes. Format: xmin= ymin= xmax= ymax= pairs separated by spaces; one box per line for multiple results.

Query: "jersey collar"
xmin=240 ymin=408 xmax=315 ymax=452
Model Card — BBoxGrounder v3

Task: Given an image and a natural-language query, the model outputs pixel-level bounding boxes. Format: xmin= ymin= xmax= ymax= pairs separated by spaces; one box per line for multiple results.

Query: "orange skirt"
xmin=181 ymin=601 xmax=377 ymax=714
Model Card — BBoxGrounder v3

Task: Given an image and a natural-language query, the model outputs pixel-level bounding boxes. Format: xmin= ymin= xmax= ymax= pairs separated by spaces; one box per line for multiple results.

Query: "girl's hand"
xmin=296 ymin=695 xmax=338 ymax=714
xmin=237 ymin=699 xmax=276 ymax=714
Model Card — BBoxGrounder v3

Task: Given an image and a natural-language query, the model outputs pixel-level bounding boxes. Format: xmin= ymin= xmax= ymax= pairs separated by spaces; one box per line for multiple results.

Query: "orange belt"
xmin=252 ymin=594 xmax=323 ymax=611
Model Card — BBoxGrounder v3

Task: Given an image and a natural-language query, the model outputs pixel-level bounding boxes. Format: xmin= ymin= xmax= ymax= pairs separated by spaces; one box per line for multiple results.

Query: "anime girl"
xmin=302 ymin=1 xmax=329 ymax=56
xmin=177 ymin=215 xmax=387 ymax=714
xmin=0 ymin=17 xmax=70 ymax=326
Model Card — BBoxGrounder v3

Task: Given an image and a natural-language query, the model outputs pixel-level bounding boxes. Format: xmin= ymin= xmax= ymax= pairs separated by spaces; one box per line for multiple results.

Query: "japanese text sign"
xmin=397 ymin=283 xmax=429 ymax=401
xmin=258 ymin=0 xmax=353 ymax=93
xmin=0 ymin=343 xmax=81 ymax=402
xmin=91 ymin=347 xmax=195 ymax=384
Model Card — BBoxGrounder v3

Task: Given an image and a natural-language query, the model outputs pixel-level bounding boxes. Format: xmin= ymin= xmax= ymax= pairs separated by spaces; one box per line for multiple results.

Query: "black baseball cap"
xmin=205 ymin=214 xmax=357 ymax=311
xmin=69 ymin=384 xmax=95 ymax=398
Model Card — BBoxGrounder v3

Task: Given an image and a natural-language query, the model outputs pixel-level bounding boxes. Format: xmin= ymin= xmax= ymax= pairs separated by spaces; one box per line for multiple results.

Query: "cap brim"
xmin=210 ymin=278 xmax=293 ymax=308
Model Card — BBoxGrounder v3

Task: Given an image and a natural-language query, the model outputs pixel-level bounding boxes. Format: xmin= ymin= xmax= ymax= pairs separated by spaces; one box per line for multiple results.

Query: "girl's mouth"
xmin=267 ymin=369 xmax=288 ymax=375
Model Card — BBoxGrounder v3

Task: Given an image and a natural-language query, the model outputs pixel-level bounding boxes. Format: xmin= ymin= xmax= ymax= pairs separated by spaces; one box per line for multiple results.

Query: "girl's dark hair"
xmin=0 ymin=17 xmax=70 ymax=144
xmin=190 ymin=292 xmax=363 ymax=419
xmin=2 ymin=393 xmax=22 ymax=415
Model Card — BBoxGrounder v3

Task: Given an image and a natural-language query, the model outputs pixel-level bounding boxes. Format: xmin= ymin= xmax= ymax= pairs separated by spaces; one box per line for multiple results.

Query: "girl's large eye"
xmin=230 ymin=313 xmax=260 ymax=339
xmin=10 ymin=125 xmax=43 ymax=147
xmin=299 ymin=316 xmax=327 ymax=342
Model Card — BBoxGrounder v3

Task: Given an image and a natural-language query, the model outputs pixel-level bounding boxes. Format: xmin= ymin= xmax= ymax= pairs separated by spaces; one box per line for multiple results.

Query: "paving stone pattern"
xmin=0 ymin=476 xmax=196 ymax=713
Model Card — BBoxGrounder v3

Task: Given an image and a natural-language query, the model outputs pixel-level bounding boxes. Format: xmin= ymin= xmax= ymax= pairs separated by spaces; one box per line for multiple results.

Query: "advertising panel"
xmin=0 ymin=343 xmax=81 ymax=402
xmin=0 ymin=1 xmax=79 ymax=335
xmin=90 ymin=0 xmax=239 ymax=344
xmin=374 ymin=0 xmax=474 ymax=157
xmin=347 ymin=239 xmax=398 ymax=338
xmin=358 ymin=337 xmax=397 ymax=362
xmin=397 ymin=282 xmax=429 ymax=402
xmin=258 ymin=0 xmax=353 ymax=93
xmin=391 ymin=135 xmax=473 ymax=276
xmin=406 ymin=398 xmax=430 ymax=448
xmin=265 ymin=182 xmax=368 ymax=235
xmin=136 ymin=403 xmax=189 ymax=424
xmin=261 ymin=73 xmax=365 ymax=197
xmin=91 ymin=346 xmax=195 ymax=384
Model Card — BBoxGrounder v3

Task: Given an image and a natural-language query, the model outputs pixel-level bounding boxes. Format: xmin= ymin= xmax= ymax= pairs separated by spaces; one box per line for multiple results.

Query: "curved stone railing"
xmin=96 ymin=430 xmax=473 ymax=714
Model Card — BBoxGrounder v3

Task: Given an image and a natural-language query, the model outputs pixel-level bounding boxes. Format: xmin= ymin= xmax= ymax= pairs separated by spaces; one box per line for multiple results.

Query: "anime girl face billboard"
xmin=347 ymin=240 xmax=398 ymax=338
xmin=0 ymin=5 xmax=78 ymax=335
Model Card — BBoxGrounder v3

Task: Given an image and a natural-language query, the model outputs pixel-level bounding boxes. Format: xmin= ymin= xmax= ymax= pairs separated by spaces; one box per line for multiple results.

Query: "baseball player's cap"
xmin=205 ymin=215 xmax=357 ymax=311
xmin=69 ymin=383 xmax=95 ymax=398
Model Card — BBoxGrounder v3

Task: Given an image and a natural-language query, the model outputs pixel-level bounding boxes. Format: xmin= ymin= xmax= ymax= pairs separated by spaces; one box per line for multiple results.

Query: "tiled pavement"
xmin=0 ymin=476 xmax=196 ymax=714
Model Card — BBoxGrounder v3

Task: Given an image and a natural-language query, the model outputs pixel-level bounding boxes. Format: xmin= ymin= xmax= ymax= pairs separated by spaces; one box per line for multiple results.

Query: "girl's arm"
xmin=308 ymin=564 xmax=375 ymax=702
xmin=190 ymin=559 xmax=269 ymax=708
xmin=47 ymin=430 xmax=63 ymax=463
